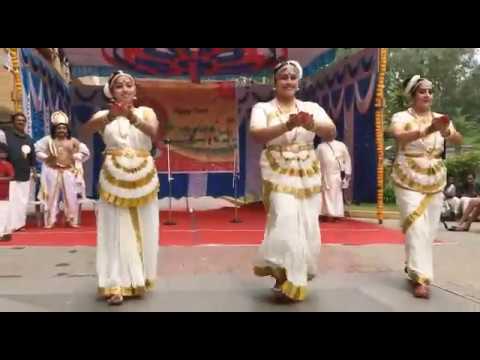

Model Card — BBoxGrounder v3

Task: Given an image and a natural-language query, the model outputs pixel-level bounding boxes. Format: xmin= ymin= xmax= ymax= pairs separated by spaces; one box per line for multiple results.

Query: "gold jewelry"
xmin=409 ymin=109 xmax=438 ymax=154
xmin=276 ymin=99 xmax=298 ymax=116
xmin=277 ymin=104 xmax=296 ymax=114
xmin=285 ymin=119 xmax=295 ymax=131
xmin=131 ymin=114 xmax=141 ymax=127
xmin=441 ymin=128 xmax=452 ymax=138
xmin=105 ymin=112 xmax=114 ymax=124
xmin=304 ymin=120 xmax=315 ymax=131
xmin=276 ymin=99 xmax=299 ymax=141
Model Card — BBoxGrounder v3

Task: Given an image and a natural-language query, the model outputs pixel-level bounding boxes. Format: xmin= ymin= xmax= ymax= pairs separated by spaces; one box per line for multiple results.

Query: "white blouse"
xmin=250 ymin=99 xmax=334 ymax=199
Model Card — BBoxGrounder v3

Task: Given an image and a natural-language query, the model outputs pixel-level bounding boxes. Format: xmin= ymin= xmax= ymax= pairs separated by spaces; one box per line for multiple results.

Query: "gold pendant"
xmin=124 ymin=148 xmax=135 ymax=159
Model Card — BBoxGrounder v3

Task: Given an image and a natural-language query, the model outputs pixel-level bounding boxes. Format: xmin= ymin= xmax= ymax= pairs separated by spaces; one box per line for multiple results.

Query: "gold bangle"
xmin=132 ymin=115 xmax=142 ymax=127
xmin=441 ymin=129 xmax=452 ymax=138
xmin=305 ymin=121 xmax=315 ymax=131
xmin=106 ymin=110 xmax=119 ymax=124
xmin=285 ymin=121 xmax=295 ymax=131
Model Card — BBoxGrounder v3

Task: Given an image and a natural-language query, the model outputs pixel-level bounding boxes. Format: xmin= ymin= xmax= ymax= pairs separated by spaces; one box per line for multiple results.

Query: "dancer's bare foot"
xmin=272 ymin=279 xmax=282 ymax=293
xmin=412 ymin=283 xmax=430 ymax=299
xmin=107 ymin=294 xmax=123 ymax=305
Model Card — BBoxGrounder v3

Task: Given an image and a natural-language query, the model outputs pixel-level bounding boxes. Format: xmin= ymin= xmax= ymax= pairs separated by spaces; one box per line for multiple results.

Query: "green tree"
xmin=457 ymin=64 xmax=480 ymax=124
xmin=332 ymin=48 xmax=480 ymax=147
xmin=383 ymin=48 xmax=480 ymax=149
xmin=385 ymin=48 xmax=478 ymax=120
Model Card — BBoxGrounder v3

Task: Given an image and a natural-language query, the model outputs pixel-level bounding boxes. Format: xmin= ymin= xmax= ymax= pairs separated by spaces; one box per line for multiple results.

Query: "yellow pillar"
xmin=375 ymin=48 xmax=388 ymax=224
xmin=8 ymin=48 xmax=23 ymax=113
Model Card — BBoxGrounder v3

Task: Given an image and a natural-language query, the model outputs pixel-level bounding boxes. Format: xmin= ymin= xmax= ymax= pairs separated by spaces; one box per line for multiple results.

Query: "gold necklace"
xmin=275 ymin=99 xmax=299 ymax=142
xmin=409 ymin=108 xmax=438 ymax=157
xmin=276 ymin=103 xmax=297 ymax=114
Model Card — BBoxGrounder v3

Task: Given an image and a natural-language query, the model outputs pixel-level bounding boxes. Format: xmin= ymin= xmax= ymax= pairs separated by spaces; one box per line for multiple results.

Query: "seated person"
xmin=447 ymin=197 xmax=480 ymax=232
xmin=442 ymin=176 xmax=460 ymax=220
xmin=457 ymin=173 xmax=480 ymax=217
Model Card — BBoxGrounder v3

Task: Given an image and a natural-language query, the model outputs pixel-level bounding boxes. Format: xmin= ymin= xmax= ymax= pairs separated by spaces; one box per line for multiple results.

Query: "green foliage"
xmin=445 ymin=152 xmax=480 ymax=179
xmin=383 ymin=164 xmax=396 ymax=204
xmin=384 ymin=181 xmax=396 ymax=205
xmin=383 ymin=48 xmax=480 ymax=147
xmin=333 ymin=48 xmax=480 ymax=202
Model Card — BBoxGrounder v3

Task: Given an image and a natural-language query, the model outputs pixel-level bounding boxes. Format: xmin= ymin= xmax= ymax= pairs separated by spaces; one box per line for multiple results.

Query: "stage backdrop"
xmin=300 ymin=48 xmax=379 ymax=203
xmin=71 ymin=81 xmax=246 ymax=199
xmin=19 ymin=48 xmax=71 ymax=143
xmin=63 ymin=48 xmax=336 ymax=81
xmin=136 ymin=80 xmax=237 ymax=173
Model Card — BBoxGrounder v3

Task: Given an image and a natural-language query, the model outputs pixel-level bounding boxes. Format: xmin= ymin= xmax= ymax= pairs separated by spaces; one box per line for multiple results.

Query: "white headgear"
xmin=274 ymin=60 xmax=303 ymax=80
xmin=51 ymin=111 xmax=69 ymax=126
xmin=404 ymin=75 xmax=433 ymax=97
xmin=103 ymin=70 xmax=135 ymax=100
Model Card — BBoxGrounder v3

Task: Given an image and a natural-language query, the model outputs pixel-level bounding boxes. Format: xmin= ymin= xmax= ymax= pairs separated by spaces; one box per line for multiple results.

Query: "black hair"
xmin=104 ymin=70 xmax=136 ymax=102
xmin=108 ymin=70 xmax=124 ymax=87
xmin=273 ymin=61 xmax=300 ymax=78
xmin=274 ymin=61 xmax=289 ymax=77
xmin=403 ymin=75 xmax=431 ymax=97
xmin=402 ymin=77 xmax=413 ymax=91
xmin=50 ymin=123 xmax=72 ymax=139
xmin=10 ymin=112 xmax=27 ymax=123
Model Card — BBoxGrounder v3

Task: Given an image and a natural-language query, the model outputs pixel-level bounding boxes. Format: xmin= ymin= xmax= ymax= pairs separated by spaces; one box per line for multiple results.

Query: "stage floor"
xmin=1 ymin=204 xmax=405 ymax=247
xmin=0 ymin=244 xmax=478 ymax=312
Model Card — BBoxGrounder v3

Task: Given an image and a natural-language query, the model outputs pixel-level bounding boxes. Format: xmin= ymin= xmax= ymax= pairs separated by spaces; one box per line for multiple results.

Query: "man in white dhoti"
xmin=250 ymin=60 xmax=336 ymax=302
xmin=390 ymin=75 xmax=463 ymax=299
xmin=316 ymin=128 xmax=352 ymax=221
xmin=84 ymin=71 xmax=160 ymax=306
xmin=0 ymin=112 xmax=36 ymax=232
xmin=35 ymin=111 xmax=90 ymax=228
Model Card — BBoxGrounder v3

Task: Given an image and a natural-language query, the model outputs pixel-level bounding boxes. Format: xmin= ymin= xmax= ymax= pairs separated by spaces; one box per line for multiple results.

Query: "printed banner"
xmin=136 ymin=80 xmax=237 ymax=173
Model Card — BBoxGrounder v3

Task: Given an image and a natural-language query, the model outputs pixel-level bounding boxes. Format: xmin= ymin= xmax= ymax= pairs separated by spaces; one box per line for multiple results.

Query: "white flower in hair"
xmin=404 ymin=75 xmax=433 ymax=97
xmin=275 ymin=60 xmax=304 ymax=80
xmin=103 ymin=81 xmax=113 ymax=100
xmin=103 ymin=70 xmax=135 ymax=100
xmin=287 ymin=60 xmax=303 ymax=80
xmin=404 ymin=75 xmax=421 ymax=96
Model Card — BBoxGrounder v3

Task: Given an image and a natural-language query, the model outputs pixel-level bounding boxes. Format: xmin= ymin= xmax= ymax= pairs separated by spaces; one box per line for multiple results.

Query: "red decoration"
xmin=216 ymin=82 xmax=236 ymax=99
xmin=101 ymin=48 xmax=287 ymax=82
xmin=0 ymin=180 xmax=10 ymax=201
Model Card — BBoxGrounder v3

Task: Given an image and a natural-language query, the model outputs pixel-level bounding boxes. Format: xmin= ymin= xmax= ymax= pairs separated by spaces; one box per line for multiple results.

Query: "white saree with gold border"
xmin=391 ymin=109 xmax=455 ymax=285
xmin=250 ymin=99 xmax=334 ymax=301
xmin=93 ymin=107 xmax=160 ymax=297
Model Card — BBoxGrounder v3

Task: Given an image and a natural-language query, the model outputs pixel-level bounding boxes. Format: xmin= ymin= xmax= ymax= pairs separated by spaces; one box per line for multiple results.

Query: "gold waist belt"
xmin=266 ymin=144 xmax=314 ymax=153
xmin=104 ymin=148 xmax=150 ymax=158
xmin=403 ymin=152 xmax=442 ymax=159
